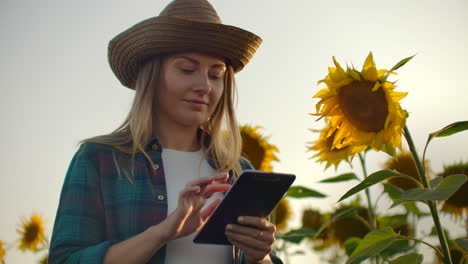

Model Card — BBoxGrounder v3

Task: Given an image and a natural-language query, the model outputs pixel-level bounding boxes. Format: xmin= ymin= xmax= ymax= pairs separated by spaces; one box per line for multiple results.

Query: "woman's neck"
xmin=153 ymin=122 xmax=201 ymax=152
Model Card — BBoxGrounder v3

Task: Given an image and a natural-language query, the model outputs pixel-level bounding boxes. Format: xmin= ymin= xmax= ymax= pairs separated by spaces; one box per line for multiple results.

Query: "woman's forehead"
xmin=167 ymin=52 xmax=227 ymax=67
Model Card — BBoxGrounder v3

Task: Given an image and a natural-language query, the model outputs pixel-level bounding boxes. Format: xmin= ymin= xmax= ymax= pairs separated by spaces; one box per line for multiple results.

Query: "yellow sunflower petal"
xmin=17 ymin=212 xmax=46 ymax=252
xmin=240 ymin=125 xmax=279 ymax=172
xmin=361 ymin=52 xmax=378 ymax=82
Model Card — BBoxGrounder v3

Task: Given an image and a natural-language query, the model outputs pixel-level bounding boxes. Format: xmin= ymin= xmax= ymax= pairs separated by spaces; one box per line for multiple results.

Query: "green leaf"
xmin=378 ymin=214 xmax=407 ymax=228
xmin=338 ymin=170 xmax=401 ymax=202
xmin=390 ymin=55 xmax=416 ymax=72
xmin=314 ymin=207 xmax=357 ymax=239
xmin=429 ymin=176 xmax=444 ymax=188
xmin=388 ymin=253 xmax=423 ymax=264
xmin=383 ymin=186 xmax=428 ymax=216
xmin=383 ymin=183 xmax=403 ymax=201
xmin=403 ymin=202 xmax=428 ymax=217
xmin=429 ymin=121 xmax=468 ymax=139
xmin=286 ymin=186 xmax=327 ymax=198
xmin=391 ymin=174 xmax=468 ymax=208
xmin=344 ymin=237 xmax=361 ymax=256
xmin=381 ymin=240 xmax=412 ymax=258
xmin=346 ymin=227 xmax=399 ymax=264
xmin=276 ymin=228 xmax=316 ymax=244
xmin=320 ymin=173 xmax=359 ymax=183
xmin=455 ymin=238 xmax=468 ymax=250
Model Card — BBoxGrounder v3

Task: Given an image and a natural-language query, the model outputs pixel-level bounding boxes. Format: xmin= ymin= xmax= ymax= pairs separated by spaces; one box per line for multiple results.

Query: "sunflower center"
xmin=338 ymin=80 xmax=389 ymax=132
xmin=24 ymin=223 xmax=40 ymax=243
xmin=242 ymin=135 xmax=265 ymax=170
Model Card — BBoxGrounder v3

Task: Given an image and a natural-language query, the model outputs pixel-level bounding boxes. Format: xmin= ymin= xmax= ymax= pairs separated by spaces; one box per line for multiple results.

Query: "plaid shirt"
xmin=49 ymin=139 xmax=283 ymax=264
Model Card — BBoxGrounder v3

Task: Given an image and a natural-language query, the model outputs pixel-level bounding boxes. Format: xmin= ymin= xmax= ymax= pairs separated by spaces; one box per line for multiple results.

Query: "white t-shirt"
xmin=162 ymin=148 xmax=231 ymax=264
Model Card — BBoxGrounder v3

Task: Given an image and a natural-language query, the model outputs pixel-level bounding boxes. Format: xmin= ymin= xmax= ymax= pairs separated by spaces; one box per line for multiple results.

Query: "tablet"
xmin=193 ymin=170 xmax=296 ymax=245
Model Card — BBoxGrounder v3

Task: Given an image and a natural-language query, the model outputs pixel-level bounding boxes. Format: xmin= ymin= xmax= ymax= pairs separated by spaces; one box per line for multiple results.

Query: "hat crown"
xmin=159 ymin=0 xmax=222 ymax=24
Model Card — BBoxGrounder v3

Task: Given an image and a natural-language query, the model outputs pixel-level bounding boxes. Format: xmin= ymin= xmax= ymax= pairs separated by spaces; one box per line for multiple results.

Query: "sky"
xmin=1 ymin=0 xmax=468 ymax=263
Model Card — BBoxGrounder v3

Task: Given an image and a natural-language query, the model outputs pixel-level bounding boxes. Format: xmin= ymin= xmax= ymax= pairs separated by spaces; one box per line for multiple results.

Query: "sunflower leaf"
xmin=314 ymin=207 xmax=357 ymax=239
xmin=383 ymin=183 xmax=403 ymax=201
xmin=389 ymin=54 xmax=416 ymax=72
xmin=403 ymin=202 xmax=428 ymax=217
xmin=426 ymin=121 xmax=468 ymax=150
xmin=429 ymin=176 xmax=444 ymax=188
xmin=455 ymin=238 xmax=468 ymax=249
xmin=391 ymin=174 xmax=467 ymax=208
xmin=320 ymin=173 xmax=359 ymax=183
xmin=346 ymin=227 xmax=399 ymax=264
xmin=388 ymin=253 xmax=423 ymax=264
xmin=429 ymin=121 xmax=468 ymax=139
xmin=378 ymin=214 xmax=407 ymax=228
xmin=276 ymin=228 xmax=316 ymax=244
xmin=286 ymin=186 xmax=327 ymax=198
xmin=344 ymin=237 xmax=361 ymax=256
xmin=381 ymin=240 xmax=413 ymax=258
xmin=338 ymin=170 xmax=401 ymax=202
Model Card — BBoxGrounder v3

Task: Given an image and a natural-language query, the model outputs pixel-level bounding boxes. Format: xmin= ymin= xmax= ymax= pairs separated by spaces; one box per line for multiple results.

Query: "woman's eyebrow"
xmin=174 ymin=55 xmax=226 ymax=69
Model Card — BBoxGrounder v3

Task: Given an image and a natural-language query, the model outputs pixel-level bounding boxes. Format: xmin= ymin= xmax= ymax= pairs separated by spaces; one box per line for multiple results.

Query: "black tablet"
xmin=193 ymin=170 xmax=296 ymax=245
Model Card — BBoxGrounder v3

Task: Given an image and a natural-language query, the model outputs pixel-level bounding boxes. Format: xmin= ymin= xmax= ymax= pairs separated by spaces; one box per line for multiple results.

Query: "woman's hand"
xmin=225 ymin=216 xmax=276 ymax=264
xmin=161 ymin=173 xmax=230 ymax=241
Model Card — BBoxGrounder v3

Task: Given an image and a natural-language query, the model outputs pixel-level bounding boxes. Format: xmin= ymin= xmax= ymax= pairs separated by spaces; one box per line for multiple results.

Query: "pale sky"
xmin=1 ymin=0 xmax=468 ymax=263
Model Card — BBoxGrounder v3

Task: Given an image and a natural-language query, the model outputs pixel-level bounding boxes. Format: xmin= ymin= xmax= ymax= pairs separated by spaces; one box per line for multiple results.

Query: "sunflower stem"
xmin=403 ymin=126 xmax=452 ymax=264
xmin=358 ymin=153 xmax=376 ymax=229
xmin=358 ymin=153 xmax=379 ymax=264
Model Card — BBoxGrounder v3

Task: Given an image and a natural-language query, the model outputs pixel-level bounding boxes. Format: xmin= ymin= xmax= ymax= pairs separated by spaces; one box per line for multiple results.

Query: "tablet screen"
xmin=193 ymin=170 xmax=295 ymax=245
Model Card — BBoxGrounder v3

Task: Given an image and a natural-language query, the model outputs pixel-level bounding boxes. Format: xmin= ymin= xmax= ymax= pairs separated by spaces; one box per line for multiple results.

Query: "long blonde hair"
xmin=82 ymin=55 xmax=243 ymax=180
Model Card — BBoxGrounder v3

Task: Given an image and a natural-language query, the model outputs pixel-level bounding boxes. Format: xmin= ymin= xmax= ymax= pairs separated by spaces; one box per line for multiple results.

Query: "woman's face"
xmin=154 ymin=52 xmax=226 ymax=130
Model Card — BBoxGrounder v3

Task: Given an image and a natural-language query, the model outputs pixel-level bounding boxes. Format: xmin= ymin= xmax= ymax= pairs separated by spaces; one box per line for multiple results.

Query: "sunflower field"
xmin=269 ymin=53 xmax=468 ymax=264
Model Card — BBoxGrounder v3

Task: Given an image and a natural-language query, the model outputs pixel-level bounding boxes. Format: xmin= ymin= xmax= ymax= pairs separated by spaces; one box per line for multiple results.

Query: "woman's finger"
xmin=201 ymin=183 xmax=231 ymax=198
xmin=200 ymin=197 xmax=222 ymax=219
xmin=237 ymin=216 xmax=276 ymax=232
xmin=226 ymin=231 xmax=272 ymax=260
xmin=226 ymin=223 xmax=275 ymax=245
xmin=187 ymin=173 xmax=229 ymax=188
xmin=179 ymin=185 xmax=201 ymax=198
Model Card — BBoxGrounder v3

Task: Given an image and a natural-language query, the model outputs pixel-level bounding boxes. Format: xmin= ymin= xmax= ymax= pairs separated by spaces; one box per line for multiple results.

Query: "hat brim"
xmin=108 ymin=16 xmax=262 ymax=89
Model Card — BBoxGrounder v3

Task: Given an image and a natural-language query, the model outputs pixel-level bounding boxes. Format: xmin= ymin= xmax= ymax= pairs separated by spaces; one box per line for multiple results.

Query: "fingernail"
xmin=190 ymin=186 xmax=200 ymax=191
xmin=214 ymin=173 xmax=228 ymax=179
xmin=237 ymin=216 xmax=244 ymax=223
xmin=226 ymin=224 xmax=233 ymax=230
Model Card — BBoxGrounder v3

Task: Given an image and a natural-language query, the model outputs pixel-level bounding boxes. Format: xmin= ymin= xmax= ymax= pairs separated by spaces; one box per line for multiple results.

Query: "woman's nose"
xmin=193 ymin=73 xmax=212 ymax=94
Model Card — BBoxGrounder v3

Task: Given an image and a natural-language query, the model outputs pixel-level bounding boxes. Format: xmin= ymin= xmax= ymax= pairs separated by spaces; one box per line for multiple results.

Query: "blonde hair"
xmin=82 ymin=55 xmax=243 ymax=180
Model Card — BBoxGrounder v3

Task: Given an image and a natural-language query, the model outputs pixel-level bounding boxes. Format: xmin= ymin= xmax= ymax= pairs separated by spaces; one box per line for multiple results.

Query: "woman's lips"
xmin=184 ymin=99 xmax=208 ymax=110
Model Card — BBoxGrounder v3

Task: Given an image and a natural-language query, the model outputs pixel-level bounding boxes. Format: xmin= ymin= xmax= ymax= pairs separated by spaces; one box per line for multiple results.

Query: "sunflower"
xmin=0 ymin=240 xmax=5 ymax=262
xmin=438 ymin=162 xmax=468 ymax=218
xmin=240 ymin=125 xmax=279 ymax=171
xmin=313 ymin=52 xmax=408 ymax=153
xmin=435 ymin=244 xmax=466 ymax=264
xmin=272 ymin=198 xmax=292 ymax=231
xmin=329 ymin=205 xmax=371 ymax=245
xmin=17 ymin=212 xmax=46 ymax=252
xmin=308 ymin=121 xmax=367 ymax=169
xmin=384 ymin=152 xmax=425 ymax=190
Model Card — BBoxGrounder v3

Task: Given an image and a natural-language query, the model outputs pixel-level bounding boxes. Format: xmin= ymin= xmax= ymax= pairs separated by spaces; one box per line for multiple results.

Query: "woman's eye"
xmin=209 ymin=75 xmax=222 ymax=80
xmin=181 ymin=68 xmax=195 ymax=73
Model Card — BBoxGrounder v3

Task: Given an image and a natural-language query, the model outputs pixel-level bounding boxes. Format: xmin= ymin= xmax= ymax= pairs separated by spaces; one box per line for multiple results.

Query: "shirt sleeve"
xmin=49 ymin=144 xmax=114 ymax=264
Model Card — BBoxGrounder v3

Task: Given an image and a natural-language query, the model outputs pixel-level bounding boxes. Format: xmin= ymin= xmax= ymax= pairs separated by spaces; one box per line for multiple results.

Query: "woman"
xmin=49 ymin=0 xmax=282 ymax=263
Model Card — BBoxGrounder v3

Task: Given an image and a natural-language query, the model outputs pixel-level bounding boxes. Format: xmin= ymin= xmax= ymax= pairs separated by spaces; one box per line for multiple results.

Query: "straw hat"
xmin=108 ymin=0 xmax=263 ymax=89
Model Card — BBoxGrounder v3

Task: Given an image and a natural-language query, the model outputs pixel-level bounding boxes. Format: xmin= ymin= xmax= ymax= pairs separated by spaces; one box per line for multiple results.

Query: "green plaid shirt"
xmin=49 ymin=139 xmax=282 ymax=264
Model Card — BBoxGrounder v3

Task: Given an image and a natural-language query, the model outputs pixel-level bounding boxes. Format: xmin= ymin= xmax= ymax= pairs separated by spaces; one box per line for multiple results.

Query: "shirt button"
xmin=153 ymin=164 xmax=159 ymax=170
xmin=152 ymin=144 xmax=158 ymax=151
xmin=156 ymin=195 xmax=165 ymax=201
